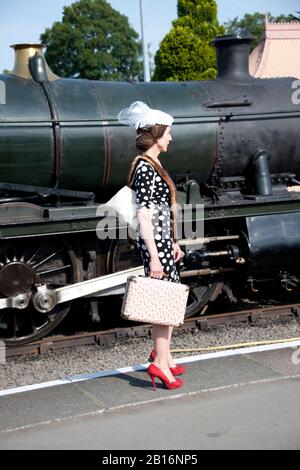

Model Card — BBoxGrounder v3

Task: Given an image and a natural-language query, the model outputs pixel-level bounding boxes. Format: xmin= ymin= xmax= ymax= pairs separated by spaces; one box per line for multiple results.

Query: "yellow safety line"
xmin=171 ymin=337 xmax=300 ymax=354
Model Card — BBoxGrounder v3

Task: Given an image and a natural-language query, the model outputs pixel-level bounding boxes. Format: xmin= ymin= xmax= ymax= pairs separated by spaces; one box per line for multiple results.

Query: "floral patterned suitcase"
xmin=121 ymin=276 xmax=190 ymax=326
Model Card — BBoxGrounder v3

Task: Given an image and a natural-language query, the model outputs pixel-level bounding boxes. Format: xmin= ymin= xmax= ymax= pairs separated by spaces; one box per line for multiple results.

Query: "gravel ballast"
xmin=1 ymin=317 xmax=299 ymax=391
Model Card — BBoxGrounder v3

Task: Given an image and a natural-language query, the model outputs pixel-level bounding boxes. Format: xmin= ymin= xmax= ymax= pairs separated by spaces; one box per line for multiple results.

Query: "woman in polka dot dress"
xmin=133 ymin=160 xmax=180 ymax=283
xmin=118 ymin=101 xmax=186 ymax=389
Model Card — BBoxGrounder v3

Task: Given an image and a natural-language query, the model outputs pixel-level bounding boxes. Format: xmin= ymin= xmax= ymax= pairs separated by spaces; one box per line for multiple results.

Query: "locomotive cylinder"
xmin=246 ymin=213 xmax=300 ymax=271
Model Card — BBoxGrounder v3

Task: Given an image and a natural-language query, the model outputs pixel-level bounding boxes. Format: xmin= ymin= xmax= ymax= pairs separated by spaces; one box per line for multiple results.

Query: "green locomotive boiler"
xmin=1 ymin=33 xmax=300 ymax=345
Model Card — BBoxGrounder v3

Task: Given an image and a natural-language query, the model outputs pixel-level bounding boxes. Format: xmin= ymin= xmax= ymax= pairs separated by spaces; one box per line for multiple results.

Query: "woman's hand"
xmin=150 ymin=258 xmax=165 ymax=279
xmin=173 ymin=241 xmax=184 ymax=263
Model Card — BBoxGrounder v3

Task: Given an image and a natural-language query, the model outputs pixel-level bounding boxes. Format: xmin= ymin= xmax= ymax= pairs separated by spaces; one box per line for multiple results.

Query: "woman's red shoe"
xmin=148 ymin=350 xmax=186 ymax=376
xmin=149 ymin=350 xmax=155 ymax=362
xmin=147 ymin=364 xmax=184 ymax=391
xmin=170 ymin=364 xmax=186 ymax=375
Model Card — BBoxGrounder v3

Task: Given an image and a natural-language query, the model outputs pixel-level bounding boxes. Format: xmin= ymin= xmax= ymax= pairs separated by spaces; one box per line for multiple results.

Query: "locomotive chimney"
xmin=10 ymin=44 xmax=59 ymax=81
xmin=212 ymin=33 xmax=253 ymax=82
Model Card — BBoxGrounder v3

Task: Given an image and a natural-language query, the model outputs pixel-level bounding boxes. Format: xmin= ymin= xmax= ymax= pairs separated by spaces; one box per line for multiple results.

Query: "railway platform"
xmin=0 ymin=343 xmax=300 ymax=450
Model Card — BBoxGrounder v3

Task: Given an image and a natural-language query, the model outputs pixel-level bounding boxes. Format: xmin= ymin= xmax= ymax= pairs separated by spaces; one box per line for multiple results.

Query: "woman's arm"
xmin=137 ymin=207 xmax=164 ymax=279
xmin=173 ymin=241 xmax=184 ymax=263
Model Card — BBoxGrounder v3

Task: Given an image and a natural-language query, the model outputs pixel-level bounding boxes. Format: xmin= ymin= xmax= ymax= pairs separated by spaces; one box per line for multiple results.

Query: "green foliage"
xmin=154 ymin=27 xmax=216 ymax=81
xmin=40 ymin=0 xmax=142 ymax=80
xmin=153 ymin=0 xmax=225 ymax=81
xmin=177 ymin=0 xmax=218 ymax=27
xmin=224 ymin=12 xmax=296 ymax=50
xmin=290 ymin=11 xmax=300 ymax=20
xmin=2 ymin=69 xmax=11 ymax=75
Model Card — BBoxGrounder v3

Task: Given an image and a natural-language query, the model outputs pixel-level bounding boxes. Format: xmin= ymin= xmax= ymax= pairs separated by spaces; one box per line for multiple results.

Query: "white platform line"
xmin=1 ymin=339 xmax=300 ymax=398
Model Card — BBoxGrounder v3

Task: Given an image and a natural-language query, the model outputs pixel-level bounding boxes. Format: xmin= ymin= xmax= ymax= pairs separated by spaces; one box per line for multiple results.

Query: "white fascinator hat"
xmin=117 ymin=101 xmax=173 ymax=130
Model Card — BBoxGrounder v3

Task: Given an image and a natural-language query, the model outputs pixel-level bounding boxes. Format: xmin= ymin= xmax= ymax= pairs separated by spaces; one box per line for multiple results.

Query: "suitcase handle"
xmin=139 ymin=273 xmax=169 ymax=279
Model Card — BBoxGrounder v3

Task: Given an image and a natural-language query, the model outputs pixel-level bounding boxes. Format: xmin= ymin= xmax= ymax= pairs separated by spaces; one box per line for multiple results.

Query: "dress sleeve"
xmin=132 ymin=163 xmax=155 ymax=210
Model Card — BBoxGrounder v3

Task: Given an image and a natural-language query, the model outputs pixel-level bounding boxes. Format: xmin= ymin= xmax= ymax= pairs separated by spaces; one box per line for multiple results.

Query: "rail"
xmin=5 ymin=302 xmax=300 ymax=358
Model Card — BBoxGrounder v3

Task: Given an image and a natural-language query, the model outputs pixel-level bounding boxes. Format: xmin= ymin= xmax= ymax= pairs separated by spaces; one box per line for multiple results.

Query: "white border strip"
xmin=1 ymin=339 xmax=300 ymax=398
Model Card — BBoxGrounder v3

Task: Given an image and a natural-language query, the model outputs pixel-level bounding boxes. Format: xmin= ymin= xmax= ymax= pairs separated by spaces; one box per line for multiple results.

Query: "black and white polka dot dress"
xmin=132 ymin=159 xmax=180 ymax=283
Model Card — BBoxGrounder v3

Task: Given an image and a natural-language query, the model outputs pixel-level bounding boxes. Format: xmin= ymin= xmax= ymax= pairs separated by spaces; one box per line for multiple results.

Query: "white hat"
xmin=117 ymin=101 xmax=173 ymax=130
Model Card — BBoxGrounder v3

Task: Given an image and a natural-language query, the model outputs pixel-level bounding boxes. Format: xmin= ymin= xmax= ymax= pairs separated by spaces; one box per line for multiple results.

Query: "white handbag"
xmin=105 ymin=185 xmax=137 ymax=228
xmin=104 ymin=166 xmax=156 ymax=228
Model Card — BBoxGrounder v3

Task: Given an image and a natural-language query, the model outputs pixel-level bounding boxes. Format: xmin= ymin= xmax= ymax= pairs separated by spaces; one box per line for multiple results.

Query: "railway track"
xmin=5 ymin=302 xmax=300 ymax=358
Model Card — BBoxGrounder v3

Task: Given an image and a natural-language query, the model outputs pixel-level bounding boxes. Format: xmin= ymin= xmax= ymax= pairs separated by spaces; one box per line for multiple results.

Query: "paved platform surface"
xmin=0 ymin=346 xmax=300 ymax=449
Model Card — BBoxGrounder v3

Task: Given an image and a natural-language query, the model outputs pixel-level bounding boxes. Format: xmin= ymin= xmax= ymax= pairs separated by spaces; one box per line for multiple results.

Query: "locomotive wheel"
xmin=106 ymin=239 xmax=142 ymax=273
xmin=106 ymin=239 xmax=222 ymax=319
xmin=0 ymin=238 xmax=79 ymax=346
xmin=183 ymin=276 xmax=222 ymax=318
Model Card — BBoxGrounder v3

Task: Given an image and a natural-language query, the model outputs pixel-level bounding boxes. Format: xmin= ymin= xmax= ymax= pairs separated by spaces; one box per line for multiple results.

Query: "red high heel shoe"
xmin=147 ymin=364 xmax=184 ymax=391
xmin=149 ymin=350 xmax=186 ymax=376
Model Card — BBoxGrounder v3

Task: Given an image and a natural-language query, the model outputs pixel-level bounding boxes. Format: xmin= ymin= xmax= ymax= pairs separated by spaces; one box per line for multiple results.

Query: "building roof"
xmin=249 ymin=18 xmax=300 ymax=79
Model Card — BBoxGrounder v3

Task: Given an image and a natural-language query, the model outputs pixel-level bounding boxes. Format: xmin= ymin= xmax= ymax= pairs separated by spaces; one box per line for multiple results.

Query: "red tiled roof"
xmin=249 ymin=19 xmax=300 ymax=79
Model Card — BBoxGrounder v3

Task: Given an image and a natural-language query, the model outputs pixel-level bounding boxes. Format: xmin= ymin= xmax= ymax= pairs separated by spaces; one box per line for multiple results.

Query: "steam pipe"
xmin=28 ymin=54 xmax=62 ymax=188
xmin=253 ymin=149 xmax=273 ymax=196
xmin=10 ymin=43 xmax=59 ymax=81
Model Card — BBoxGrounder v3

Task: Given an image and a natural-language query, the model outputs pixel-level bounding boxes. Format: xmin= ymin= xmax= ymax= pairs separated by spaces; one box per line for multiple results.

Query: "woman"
xmin=118 ymin=101 xmax=186 ymax=390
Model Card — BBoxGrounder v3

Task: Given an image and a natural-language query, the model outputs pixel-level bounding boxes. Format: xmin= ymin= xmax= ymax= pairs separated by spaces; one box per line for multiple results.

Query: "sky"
xmin=0 ymin=0 xmax=299 ymax=71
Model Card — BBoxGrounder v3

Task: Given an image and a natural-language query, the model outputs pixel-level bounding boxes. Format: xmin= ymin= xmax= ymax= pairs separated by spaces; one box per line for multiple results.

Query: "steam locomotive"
xmin=1 ymin=32 xmax=300 ymax=346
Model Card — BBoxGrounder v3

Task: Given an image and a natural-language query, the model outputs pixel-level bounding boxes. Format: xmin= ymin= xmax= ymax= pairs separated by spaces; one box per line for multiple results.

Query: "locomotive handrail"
xmin=2 ymin=110 xmax=300 ymax=125
xmin=205 ymin=99 xmax=253 ymax=108
xmin=0 ymin=182 xmax=95 ymax=203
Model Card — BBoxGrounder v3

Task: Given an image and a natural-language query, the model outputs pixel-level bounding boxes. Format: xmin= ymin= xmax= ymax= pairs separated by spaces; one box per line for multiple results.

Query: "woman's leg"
xmin=152 ymin=326 xmax=177 ymax=368
xmin=166 ymin=326 xmax=177 ymax=368
xmin=152 ymin=325 xmax=176 ymax=382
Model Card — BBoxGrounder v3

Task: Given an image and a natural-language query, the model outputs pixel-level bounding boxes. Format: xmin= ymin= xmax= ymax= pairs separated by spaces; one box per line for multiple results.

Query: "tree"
xmin=290 ymin=10 xmax=300 ymax=20
xmin=40 ymin=0 xmax=142 ymax=80
xmin=224 ymin=12 xmax=296 ymax=50
xmin=153 ymin=0 xmax=225 ymax=81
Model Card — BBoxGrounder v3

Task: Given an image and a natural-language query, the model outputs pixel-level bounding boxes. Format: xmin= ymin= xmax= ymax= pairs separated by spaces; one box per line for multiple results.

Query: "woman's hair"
xmin=136 ymin=124 xmax=168 ymax=153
